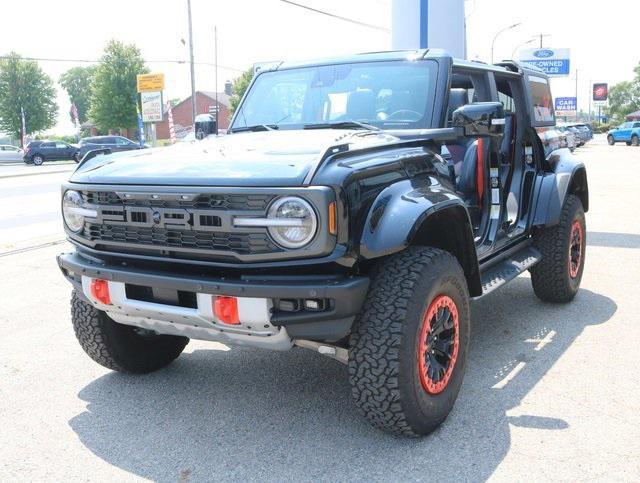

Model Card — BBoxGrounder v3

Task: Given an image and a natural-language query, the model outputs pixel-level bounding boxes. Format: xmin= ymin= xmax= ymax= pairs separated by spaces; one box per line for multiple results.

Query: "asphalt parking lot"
xmin=1 ymin=136 xmax=639 ymax=481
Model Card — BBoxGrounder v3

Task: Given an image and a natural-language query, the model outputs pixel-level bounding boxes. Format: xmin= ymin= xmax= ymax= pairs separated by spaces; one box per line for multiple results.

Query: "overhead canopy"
xmin=625 ymin=110 xmax=640 ymax=121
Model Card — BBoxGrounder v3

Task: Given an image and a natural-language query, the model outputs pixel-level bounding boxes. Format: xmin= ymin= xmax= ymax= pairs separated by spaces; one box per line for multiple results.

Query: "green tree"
xmin=607 ymin=63 xmax=640 ymax=124
xmin=59 ymin=66 xmax=96 ymax=124
xmin=229 ymin=68 xmax=254 ymax=113
xmin=0 ymin=52 xmax=58 ymax=141
xmin=89 ymin=40 xmax=148 ymax=132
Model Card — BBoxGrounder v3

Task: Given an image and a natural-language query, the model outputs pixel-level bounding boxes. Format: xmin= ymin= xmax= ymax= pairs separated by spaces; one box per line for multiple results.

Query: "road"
xmin=1 ymin=137 xmax=639 ymax=481
xmin=0 ymin=162 xmax=74 ymax=254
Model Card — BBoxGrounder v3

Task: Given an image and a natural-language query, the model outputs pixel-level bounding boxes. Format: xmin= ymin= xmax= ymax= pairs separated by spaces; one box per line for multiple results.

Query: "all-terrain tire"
xmin=530 ymin=194 xmax=586 ymax=303
xmin=71 ymin=291 xmax=188 ymax=373
xmin=349 ymin=247 xmax=470 ymax=437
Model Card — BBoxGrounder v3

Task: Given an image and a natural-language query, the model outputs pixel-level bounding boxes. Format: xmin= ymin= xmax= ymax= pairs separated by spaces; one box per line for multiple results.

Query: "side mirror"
xmin=452 ymin=102 xmax=505 ymax=137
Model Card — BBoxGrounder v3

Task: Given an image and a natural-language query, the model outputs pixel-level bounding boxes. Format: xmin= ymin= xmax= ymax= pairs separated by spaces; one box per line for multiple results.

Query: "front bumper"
xmin=57 ymin=251 xmax=369 ymax=347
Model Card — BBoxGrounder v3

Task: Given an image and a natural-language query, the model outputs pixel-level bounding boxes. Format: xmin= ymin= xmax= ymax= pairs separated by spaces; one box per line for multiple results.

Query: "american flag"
xmin=70 ymin=103 xmax=80 ymax=127
xmin=166 ymin=102 xmax=176 ymax=144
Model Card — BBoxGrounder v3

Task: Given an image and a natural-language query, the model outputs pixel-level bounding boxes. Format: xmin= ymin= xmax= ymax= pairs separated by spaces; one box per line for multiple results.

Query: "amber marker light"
xmin=328 ymin=201 xmax=337 ymax=235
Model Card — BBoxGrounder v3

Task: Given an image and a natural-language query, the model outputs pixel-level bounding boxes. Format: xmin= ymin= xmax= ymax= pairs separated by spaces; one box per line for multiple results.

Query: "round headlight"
xmin=267 ymin=196 xmax=317 ymax=249
xmin=62 ymin=190 xmax=85 ymax=233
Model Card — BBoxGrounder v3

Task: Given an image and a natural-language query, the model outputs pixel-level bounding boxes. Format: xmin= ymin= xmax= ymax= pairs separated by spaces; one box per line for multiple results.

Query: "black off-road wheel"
xmin=349 ymin=247 xmax=470 ymax=437
xmin=530 ymin=194 xmax=586 ymax=303
xmin=71 ymin=291 xmax=188 ymax=373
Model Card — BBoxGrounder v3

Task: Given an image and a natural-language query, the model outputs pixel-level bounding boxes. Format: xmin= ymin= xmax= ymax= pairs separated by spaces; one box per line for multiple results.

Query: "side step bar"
xmin=475 ymin=246 xmax=542 ymax=299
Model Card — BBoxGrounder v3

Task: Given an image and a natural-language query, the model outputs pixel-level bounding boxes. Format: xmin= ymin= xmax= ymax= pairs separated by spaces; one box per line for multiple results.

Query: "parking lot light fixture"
xmin=491 ymin=22 xmax=522 ymax=64
xmin=511 ymin=38 xmax=536 ymax=60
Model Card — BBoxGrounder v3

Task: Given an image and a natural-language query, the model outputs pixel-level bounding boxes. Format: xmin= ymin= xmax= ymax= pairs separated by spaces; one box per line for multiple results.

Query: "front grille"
xmin=81 ymin=191 xmax=274 ymax=210
xmin=75 ymin=190 xmax=282 ymax=260
xmin=84 ymin=223 xmax=276 ymax=254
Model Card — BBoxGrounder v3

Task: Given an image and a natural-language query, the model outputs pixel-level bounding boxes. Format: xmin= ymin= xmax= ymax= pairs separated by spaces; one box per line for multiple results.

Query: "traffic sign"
xmin=137 ymin=73 xmax=165 ymax=93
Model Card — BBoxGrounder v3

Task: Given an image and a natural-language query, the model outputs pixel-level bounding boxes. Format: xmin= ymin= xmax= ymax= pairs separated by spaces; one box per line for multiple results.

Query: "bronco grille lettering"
xmin=93 ymin=206 xmax=225 ymax=232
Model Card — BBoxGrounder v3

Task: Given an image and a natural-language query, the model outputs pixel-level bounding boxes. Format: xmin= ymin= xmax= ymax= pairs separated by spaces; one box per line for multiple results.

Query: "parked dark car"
xmin=23 ymin=140 xmax=79 ymax=165
xmin=77 ymin=135 xmax=146 ymax=161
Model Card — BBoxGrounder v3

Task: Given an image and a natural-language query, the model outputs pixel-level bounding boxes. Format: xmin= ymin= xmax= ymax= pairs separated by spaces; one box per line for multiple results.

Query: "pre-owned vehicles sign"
xmin=555 ymin=97 xmax=577 ymax=117
xmin=519 ymin=48 xmax=570 ymax=76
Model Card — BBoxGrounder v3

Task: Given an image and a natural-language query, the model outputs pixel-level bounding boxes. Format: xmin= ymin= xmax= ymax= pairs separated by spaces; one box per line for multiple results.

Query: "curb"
xmin=0 ymin=238 xmax=67 ymax=257
xmin=0 ymin=168 xmax=74 ymax=180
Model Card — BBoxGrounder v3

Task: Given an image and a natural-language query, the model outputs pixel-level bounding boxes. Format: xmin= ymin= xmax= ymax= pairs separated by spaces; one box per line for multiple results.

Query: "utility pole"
xmin=588 ymin=78 xmax=592 ymax=123
xmin=187 ymin=0 xmax=197 ymax=126
xmin=537 ymin=33 xmax=550 ymax=48
xmin=575 ymin=69 xmax=578 ymax=121
xmin=214 ymin=26 xmax=219 ymax=135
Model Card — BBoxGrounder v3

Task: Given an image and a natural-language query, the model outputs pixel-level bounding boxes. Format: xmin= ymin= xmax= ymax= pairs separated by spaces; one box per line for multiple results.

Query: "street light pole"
xmin=187 ymin=0 xmax=197 ymax=127
xmin=511 ymin=38 xmax=536 ymax=60
xmin=491 ymin=23 xmax=522 ymax=64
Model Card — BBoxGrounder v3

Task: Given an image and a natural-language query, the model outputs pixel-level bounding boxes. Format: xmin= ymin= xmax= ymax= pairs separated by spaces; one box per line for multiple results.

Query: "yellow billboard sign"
xmin=137 ymin=73 xmax=165 ymax=93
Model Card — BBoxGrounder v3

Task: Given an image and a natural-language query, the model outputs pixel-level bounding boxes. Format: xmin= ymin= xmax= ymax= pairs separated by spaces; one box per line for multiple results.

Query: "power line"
xmin=0 ymin=55 xmax=246 ymax=72
xmin=278 ymin=0 xmax=390 ymax=33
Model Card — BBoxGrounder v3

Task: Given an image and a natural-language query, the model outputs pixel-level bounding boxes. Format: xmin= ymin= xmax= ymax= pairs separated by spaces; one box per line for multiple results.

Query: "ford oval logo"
xmin=533 ymin=49 xmax=554 ymax=58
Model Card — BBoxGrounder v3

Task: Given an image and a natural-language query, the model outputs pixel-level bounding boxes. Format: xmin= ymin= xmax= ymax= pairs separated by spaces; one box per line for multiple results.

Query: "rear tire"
xmin=607 ymin=135 xmax=614 ymax=145
xmin=31 ymin=154 xmax=44 ymax=165
xmin=632 ymin=135 xmax=639 ymax=147
xmin=71 ymin=291 xmax=188 ymax=373
xmin=530 ymin=194 xmax=586 ymax=303
xmin=349 ymin=247 xmax=470 ymax=436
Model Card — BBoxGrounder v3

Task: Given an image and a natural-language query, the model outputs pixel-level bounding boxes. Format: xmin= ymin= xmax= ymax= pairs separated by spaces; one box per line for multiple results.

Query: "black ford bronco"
xmin=57 ymin=50 xmax=588 ymax=436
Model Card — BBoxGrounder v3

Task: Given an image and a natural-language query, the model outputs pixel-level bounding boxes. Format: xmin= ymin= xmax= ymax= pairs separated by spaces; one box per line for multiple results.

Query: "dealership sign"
xmin=555 ymin=97 xmax=577 ymax=117
xmin=141 ymin=91 xmax=163 ymax=123
xmin=137 ymin=73 xmax=165 ymax=93
xmin=593 ymin=83 xmax=608 ymax=106
xmin=519 ymin=48 xmax=570 ymax=76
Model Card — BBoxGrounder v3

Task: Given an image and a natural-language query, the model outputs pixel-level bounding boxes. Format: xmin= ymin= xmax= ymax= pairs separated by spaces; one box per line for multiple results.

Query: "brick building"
xmin=156 ymin=91 xmax=231 ymax=140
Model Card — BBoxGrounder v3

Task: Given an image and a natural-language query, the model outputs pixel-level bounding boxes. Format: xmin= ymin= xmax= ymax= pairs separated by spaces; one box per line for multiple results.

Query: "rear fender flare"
xmin=533 ymin=152 xmax=588 ymax=227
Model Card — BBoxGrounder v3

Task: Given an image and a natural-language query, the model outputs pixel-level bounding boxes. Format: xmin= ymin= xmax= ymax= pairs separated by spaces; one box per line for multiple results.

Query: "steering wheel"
xmin=386 ymin=109 xmax=422 ymax=121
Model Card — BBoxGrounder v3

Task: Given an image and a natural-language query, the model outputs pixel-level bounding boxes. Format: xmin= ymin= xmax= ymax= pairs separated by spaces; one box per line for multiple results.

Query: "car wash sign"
xmin=555 ymin=97 xmax=577 ymax=117
xmin=519 ymin=48 xmax=570 ymax=76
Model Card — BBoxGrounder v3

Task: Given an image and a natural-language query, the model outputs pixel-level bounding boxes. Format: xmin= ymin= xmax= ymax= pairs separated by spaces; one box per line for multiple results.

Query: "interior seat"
xmin=346 ymin=89 xmax=376 ymax=121
xmin=499 ymin=114 xmax=515 ymax=188
xmin=445 ymin=89 xmax=471 ymax=167
xmin=457 ymin=138 xmax=490 ymax=207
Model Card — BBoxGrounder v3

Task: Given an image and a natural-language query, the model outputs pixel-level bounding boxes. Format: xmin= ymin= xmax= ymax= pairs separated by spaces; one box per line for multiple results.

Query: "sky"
xmin=0 ymin=0 xmax=638 ymax=134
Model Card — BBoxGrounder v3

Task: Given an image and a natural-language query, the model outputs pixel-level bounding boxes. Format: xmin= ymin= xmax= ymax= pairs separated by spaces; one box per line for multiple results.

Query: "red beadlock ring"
xmin=417 ymin=295 xmax=460 ymax=394
xmin=569 ymin=220 xmax=583 ymax=279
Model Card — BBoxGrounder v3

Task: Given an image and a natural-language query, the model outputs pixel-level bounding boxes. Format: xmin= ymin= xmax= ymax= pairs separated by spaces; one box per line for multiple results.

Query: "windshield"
xmin=231 ymin=60 xmax=438 ymax=131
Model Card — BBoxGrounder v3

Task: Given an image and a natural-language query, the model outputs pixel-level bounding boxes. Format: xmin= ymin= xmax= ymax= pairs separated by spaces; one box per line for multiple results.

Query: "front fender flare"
xmin=359 ymin=179 xmax=482 ymax=296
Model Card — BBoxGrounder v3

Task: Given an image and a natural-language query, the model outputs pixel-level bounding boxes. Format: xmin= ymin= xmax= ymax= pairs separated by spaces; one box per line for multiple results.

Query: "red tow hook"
xmin=213 ymin=296 xmax=239 ymax=325
xmin=90 ymin=279 xmax=111 ymax=305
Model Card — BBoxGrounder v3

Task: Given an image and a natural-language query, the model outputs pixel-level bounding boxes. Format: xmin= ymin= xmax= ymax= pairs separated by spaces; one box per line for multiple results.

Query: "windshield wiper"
xmin=303 ymin=121 xmax=381 ymax=131
xmin=229 ymin=124 xmax=278 ymax=133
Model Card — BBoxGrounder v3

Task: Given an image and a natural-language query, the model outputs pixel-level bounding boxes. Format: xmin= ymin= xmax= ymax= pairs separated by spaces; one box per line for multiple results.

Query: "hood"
xmin=69 ymin=130 xmax=400 ymax=187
